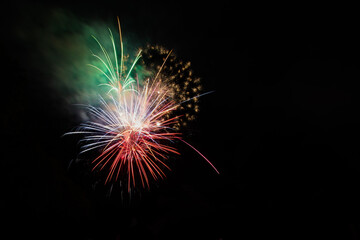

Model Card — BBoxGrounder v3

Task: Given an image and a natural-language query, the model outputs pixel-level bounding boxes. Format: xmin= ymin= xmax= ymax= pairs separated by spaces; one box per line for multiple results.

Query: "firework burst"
xmin=66 ymin=17 xmax=218 ymax=192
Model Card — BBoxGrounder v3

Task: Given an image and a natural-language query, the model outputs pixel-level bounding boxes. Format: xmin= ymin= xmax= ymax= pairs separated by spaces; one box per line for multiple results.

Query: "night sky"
xmin=3 ymin=2 xmax=360 ymax=239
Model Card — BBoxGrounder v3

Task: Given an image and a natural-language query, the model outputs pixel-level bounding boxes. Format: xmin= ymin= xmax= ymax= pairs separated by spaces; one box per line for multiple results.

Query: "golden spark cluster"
xmin=140 ymin=45 xmax=202 ymax=130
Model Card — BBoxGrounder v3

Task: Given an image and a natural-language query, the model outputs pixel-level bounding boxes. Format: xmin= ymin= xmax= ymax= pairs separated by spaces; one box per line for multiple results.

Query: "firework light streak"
xmin=66 ymin=17 xmax=218 ymax=191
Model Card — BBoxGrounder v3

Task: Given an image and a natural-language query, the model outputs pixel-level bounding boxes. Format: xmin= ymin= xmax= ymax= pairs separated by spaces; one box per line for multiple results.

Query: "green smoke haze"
xmin=13 ymin=6 xmax=147 ymax=115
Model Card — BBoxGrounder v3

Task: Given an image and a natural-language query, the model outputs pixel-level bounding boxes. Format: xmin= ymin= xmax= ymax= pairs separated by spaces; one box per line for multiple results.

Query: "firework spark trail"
xmin=66 ymin=17 xmax=219 ymax=191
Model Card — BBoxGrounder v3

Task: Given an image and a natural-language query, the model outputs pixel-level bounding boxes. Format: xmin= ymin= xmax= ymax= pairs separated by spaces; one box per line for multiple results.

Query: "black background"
xmin=2 ymin=1 xmax=360 ymax=239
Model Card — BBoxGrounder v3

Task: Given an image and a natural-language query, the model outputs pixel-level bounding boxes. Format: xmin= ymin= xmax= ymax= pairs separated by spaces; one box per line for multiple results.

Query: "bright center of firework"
xmin=133 ymin=121 xmax=144 ymax=130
